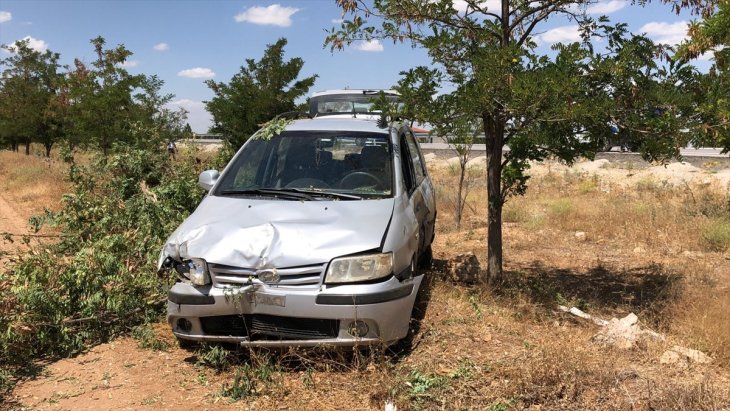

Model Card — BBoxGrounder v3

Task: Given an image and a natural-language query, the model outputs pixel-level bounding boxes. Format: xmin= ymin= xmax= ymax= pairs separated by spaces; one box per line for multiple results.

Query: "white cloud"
xmin=452 ymin=0 xmax=501 ymax=15
xmin=0 ymin=11 xmax=11 ymax=23
xmin=353 ymin=39 xmax=384 ymax=52
xmin=7 ymin=36 xmax=48 ymax=52
xmin=696 ymin=46 xmax=724 ymax=62
xmin=587 ymin=0 xmax=627 ymax=14
xmin=331 ymin=18 xmax=343 ymax=24
xmin=167 ymin=99 xmax=212 ymax=133
xmin=177 ymin=67 xmax=215 ymax=79
xmin=234 ymin=4 xmax=299 ymax=27
xmin=120 ymin=60 xmax=139 ymax=68
xmin=153 ymin=42 xmax=169 ymax=51
xmin=535 ymin=25 xmax=581 ymax=45
xmin=639 ymin=21 xmax=688 ymax=45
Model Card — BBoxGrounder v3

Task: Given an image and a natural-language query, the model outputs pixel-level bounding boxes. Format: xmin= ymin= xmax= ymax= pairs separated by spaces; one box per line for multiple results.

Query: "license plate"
xmin=249 ymin=293 xmax=286 ymax=307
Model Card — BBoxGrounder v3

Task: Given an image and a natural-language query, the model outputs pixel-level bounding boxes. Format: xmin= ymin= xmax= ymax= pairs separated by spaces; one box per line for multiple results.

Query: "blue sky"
xmin=0 ymin=0 xmax=711 ymax=133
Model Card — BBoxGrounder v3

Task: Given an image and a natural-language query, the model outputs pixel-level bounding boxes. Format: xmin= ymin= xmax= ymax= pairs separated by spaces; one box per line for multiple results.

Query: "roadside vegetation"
xmin=3 ymin=151 xmax=729 ymax=409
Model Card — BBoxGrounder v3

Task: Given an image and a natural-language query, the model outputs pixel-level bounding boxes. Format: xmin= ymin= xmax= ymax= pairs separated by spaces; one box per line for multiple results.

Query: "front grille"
xmin=200 ymin=314 xmax=248 ymax=337
xmin=209 ymin=263 xmax=324 ymax=288
xmin=200 ymin=314 xmax=339 ymax=340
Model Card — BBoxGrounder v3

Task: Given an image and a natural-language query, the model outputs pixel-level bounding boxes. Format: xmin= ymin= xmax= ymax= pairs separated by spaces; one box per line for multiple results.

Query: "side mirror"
xmin=198 ymin=170 xmax=220 ymax=192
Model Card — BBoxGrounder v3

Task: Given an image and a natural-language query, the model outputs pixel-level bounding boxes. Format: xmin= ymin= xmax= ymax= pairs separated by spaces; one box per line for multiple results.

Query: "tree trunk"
xmin=45 ymin=142 xmax=53 ymax=158
xmin=483 ymin=112 xmax=504 ymax=284
xmin=455 ymin=159 xmax=466 ymax=230
xmin=24 ymin=140 xmax=31 ymax=155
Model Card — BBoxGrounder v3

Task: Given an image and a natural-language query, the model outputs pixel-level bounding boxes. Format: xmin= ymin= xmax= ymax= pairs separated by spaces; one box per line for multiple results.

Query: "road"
xmin=419 ymin=143 xmax=729 ymax=158
xmin=184 ymin=138 xmax=728 ymax=158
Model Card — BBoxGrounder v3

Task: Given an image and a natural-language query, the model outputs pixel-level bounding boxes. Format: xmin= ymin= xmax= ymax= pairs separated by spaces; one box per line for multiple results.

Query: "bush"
xmin=548 ymin=198 xmax=576 ymax=217
xmin=701 ymin=218 xmax=730 ymax=252
xmin=0 ymin=148 xmax=202 ymax=374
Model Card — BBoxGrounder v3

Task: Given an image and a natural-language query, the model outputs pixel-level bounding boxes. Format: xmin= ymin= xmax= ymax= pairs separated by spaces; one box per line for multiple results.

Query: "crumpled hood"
xmin=160 ymin=196 xmax=394 ymax=268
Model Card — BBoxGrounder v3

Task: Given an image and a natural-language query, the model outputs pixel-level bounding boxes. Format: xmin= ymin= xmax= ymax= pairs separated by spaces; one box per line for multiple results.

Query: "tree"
xmin=0 ymin=39 xmax=64 ymax=156
xmin=205 ymin=38 xmax=317 ymax=148
xmin=65 ymin=37 xmax=186 ymax=155
xmin=680 ymin=2 xmax=730 ymax=150
xmin=327 ymin=0 xmax=715 ymax=284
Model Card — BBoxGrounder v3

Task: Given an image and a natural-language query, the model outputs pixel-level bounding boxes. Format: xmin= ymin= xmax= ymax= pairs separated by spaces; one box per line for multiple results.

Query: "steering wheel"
xmin=339 ymin=171 xmax=383 ymax=189
xmin=285 ymin=178 xmax=330 ymax=189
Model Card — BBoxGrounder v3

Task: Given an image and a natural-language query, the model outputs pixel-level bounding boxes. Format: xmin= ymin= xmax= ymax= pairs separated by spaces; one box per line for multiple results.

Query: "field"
xmin=2 ymin=148 xmax=730 ymax=410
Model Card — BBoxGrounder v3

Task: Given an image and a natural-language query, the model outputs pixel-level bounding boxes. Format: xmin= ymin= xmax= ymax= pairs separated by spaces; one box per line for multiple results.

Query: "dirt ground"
xmin=3 ymin=154 xmax=730 ymax=410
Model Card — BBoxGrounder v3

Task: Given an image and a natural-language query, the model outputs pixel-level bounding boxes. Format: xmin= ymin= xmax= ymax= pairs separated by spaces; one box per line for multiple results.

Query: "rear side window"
xmin=405 ymin=131 xmax=426 ymax=184
xmin=399 ymin=133 xmax=415 ymax=194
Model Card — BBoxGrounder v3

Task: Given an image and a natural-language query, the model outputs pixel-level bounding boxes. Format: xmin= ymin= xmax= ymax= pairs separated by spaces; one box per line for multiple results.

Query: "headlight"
xmin=325 ymin=252 xmax=392 ymax=284
xmin=186 ymin=258 xmax=210 ymax=286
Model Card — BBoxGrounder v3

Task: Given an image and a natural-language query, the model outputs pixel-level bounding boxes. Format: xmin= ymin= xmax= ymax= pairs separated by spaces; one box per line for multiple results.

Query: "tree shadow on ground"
xmin=501 ymin=260 xmax=682 ymax=320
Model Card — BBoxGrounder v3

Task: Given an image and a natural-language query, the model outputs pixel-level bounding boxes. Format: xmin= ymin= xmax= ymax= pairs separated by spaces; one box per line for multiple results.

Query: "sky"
xmin=0 ymin=0 xmax=714 ymax=133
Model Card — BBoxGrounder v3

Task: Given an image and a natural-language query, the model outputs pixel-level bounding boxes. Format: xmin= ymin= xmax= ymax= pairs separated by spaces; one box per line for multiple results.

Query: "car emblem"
xmin=256 ymin=269 xmax=280 ymax=284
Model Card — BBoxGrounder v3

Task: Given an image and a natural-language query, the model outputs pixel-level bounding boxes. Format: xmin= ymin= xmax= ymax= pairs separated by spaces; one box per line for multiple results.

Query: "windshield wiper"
xmin=284 ymin=188 xmax=363 ymax=200
xmin=219 ymin=188 xmax=315 ymax=201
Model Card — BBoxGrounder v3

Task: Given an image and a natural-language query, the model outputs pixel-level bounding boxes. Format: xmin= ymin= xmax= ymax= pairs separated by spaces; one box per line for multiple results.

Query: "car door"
xmin=405 ymin=129 xmax=436 ymax=251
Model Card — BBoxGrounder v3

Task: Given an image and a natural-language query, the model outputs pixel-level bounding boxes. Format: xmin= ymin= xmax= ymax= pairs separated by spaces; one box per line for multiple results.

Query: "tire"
xmin=417 ymin=244 xmax=433 ymax=270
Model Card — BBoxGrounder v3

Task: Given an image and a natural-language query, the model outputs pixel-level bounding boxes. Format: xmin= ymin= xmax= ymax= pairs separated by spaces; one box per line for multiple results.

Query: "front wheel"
xmin=417 ymin=245 xmax=433 ymax=270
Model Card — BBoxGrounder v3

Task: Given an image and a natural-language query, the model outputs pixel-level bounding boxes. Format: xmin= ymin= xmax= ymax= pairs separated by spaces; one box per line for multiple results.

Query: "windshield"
xmin=309 ymin=93 xmax=400 ymax=116
xmin=214 ymin=131 xmax=393 ymax=200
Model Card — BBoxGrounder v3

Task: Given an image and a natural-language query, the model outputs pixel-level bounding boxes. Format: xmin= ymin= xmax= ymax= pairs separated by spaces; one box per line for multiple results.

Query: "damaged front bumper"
xmin=167 ymin=275 xmax=422 ymax=347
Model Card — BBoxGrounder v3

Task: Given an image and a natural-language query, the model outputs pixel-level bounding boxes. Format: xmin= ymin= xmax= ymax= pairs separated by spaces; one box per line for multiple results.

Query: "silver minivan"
xmin=159 ymin=116 xmax=436 ymax=347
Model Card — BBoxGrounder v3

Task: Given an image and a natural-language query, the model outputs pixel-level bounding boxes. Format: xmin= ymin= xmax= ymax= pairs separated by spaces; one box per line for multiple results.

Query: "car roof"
xmin=285 ymin=117 xmax=397 ymax=134
xmin=310 ymin=89 xmax=399 ymax=97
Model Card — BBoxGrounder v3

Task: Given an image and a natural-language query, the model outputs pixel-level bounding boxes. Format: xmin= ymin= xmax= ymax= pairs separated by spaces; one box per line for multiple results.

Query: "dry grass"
xmin=0 ymin=148 xmax=70 ymax=214
xmin=5 ymin=154 xmax=730 ymax=410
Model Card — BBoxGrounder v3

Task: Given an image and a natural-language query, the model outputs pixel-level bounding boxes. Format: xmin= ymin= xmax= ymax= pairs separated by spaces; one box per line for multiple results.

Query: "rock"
xmin=447 ymin=252 xmax=481 ymax=284
xmin=633 ymin=246 xmax=645 ymax=254
xmin=466 ymin=156 xmax=487 ymax=169
xmin=592 ymin=313 xmax=640 ymax=349
xmin=574 ymin=231 xmax=587 ymax=241
xmin=660 ymin=345 xmax=712 ymax=365
xmin=444 ymin=156 xmax=462 ymax=168
xmin=423 ymin=153 xmax=437 ymax=163
xmin=558 ymin=305 xmax=608 ymax=326
xmin=385 ymin=401 xmax=397 ymax=411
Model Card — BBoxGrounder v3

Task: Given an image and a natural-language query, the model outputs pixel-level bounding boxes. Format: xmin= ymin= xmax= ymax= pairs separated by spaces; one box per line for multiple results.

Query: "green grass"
xmin=548 ymin=199 xmax=576 ymax=217
xmin=702 ymin=218 xmax=730 ymax=252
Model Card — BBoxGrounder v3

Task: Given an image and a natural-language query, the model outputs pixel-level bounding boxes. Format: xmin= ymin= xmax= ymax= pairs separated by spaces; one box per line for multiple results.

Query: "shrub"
xmin=701 ymin=218 xmax=730 ymax=252
xmin=132 ymin=323 xmax=171 ymax=351
xmin=548 ymin=198 xmax=575 ymax=217
xmin=196 ymin=344 xmax=231 ymax=372
xmin=503 ymin=204 xmax=529 ymax=223
xmin=0 ymin=148 xmax=202 ymax=373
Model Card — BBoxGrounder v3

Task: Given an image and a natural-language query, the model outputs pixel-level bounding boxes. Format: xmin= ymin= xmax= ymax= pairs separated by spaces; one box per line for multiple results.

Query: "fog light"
xmin=347 ymin=320 xmax=369 ymax=338
xmin=177 ymin=318 xmax=192 ymax=332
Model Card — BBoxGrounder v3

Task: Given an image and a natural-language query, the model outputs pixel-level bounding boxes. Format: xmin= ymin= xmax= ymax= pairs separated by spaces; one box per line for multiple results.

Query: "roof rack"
xmin=277 ymin=111 xmax=313 ymax=120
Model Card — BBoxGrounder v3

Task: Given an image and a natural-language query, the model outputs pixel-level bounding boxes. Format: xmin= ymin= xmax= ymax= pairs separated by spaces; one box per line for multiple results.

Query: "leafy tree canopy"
xmin=205 ymin=38 xmax=317 ymax=148
xmin=680 ymin=2 xmax=730 ymax=149
xmin=326 ymin=0 xmax=716 ymax=282
xmin=0 ymin=39 xmax=64 ymax=156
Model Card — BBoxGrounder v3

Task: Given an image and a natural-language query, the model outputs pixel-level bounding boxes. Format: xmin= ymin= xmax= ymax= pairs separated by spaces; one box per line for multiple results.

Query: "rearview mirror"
xmin=198 ymin=170 xmax=219 ymax=192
